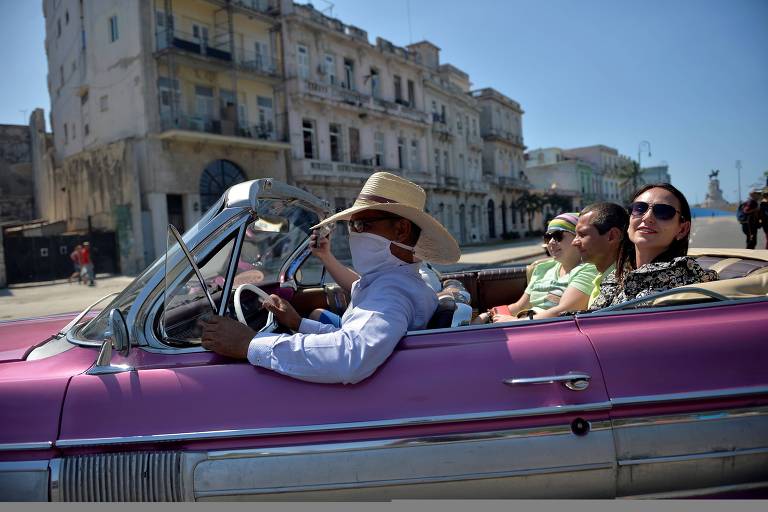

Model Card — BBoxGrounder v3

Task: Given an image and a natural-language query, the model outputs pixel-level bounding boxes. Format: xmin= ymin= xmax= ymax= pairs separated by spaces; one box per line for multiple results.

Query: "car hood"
xmin=0 ymin=318 xmax=98 ymax=448
xmin=0 ymin=313 xmax=77 ymax=363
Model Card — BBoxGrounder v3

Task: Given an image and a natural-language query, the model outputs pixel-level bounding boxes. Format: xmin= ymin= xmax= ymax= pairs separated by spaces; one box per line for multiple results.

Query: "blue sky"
xmin=1 ymin=0 xmax=766 ymax=205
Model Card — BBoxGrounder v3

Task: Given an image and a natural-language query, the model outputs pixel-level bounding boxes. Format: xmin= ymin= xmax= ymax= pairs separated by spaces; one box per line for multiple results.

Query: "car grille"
xmin=59 ymin=452 xmax=183 ymax=501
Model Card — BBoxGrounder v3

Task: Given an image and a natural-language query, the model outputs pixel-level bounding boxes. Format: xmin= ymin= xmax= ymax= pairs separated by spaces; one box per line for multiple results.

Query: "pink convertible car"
xmin=1 ymin=179 xmax=767 ymax=501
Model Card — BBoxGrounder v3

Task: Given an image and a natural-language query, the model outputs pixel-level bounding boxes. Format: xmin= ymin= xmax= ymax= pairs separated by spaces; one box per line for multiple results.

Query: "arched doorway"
xmin=487 ymin=199 xmax=496 ymax=239
xmin=200 ymin=159 xmax=246 ymax=212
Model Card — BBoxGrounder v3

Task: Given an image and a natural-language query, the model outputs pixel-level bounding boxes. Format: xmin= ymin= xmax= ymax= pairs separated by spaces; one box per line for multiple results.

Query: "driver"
xmin=200 ymin=172 xmax=461 ymax=384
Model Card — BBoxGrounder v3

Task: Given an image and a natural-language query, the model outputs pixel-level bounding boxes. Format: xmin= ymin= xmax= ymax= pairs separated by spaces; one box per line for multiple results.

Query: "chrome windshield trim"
xmin=217 ymin=223 xmax=248 ymax=316
xmin=207 ymin=420 xmax=613 ymax=460
xmin=610 ymin=385 xmax=768 ymax=406
xmin=0 ymin=441 xmax=53 ymax=452
xmin=618 ymin=446 xmax=768 ymax=467
xmin=612 ymin=405 xmax=768 ymax=429
xmin=54 ymin=401 xmax=612 ymax=447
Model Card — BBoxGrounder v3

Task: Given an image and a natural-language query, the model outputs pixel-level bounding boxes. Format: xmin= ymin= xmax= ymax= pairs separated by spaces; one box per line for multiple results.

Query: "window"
xmin=374 ymin=131 xmax=385 ymax=166
xmin=302 ymin=119 xmax=316 ymax=159
xmin=100 ymin=95 xmax=109 ymax=112
xmin=370 ymin=68 xmax=380 ymax=98
xmin=65 ymin=10 xmax=69 ymax=24
xmin=348 ymin=127 xmax=360 ymax=164
xmin=472 ymin=118 xmax=477 ymax=136
xmin=57 ymin=19 xmax=61 ymax=38
xmin=394 ymin=75 xmax=402 ymax=102
xmin=459 ymin=154 xmax=464 ymax=175
xmin=195 ymin=86 xmax=214 ymax=121
xmin=410 ymin=140 xmax=419 ymax=171
xmin=72 ymin=123 xmax=76 ymax=140
xmin=192 ymin=24 xmax=208 ymax=46
xmin=457 ymin=115 xmax=463 ymax=134
xmin=434 ymin=148 xmax=441 ymax=174
xmin=431 ymin=100 xmax=437 ymax=113
xmin=84 ymin=123 xmax=89 ymax=136
xmin=443 ymin=150 xmax=450 ymax=175
xmin=397 ymin=137 xmax=406 ymax=169
xmin=441 ymin=104 xmax=447 ymax=123
xmin=329 ymin=123 xmax=343 ymax=162
xmin=324 ymin=54 xmax=336 ymax=84
xmin=109 ymin=15 xmax=119 ymax=43
xmin=407 ymin=80 xmax=415 ymax=107
xmin=255 ymin=41 xmax=270 ymax=72
xmin=63 ymin=123 xmax=68 ymax=144
xmin=343 ymin=58 xmax=355 ymax=90
xmin=257 ymin=96 xmax=274 ymax=135
xmin=297 ymin=44 xmax=309 ymax=79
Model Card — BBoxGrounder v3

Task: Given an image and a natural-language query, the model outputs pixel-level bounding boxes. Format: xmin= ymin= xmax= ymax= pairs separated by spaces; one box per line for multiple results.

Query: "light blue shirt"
xmin=247 ymin=262 xmax=438 ymax=384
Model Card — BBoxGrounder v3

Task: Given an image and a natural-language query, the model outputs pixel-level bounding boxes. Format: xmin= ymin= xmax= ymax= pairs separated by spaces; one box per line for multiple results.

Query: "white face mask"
xmin=348 ymin=231 xmax=416 ymax=275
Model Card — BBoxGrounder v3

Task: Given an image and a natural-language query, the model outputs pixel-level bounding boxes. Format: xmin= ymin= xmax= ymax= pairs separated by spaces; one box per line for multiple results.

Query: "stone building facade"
xmin=0 ymin=123 xmax=37 ymax=223
xmin=43 ymin=0 xmax=290 ymax=272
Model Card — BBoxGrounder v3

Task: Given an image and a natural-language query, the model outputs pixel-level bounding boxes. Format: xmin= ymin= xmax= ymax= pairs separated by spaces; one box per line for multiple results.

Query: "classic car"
xmin=1 ymin=178 xmax=767 ymax=501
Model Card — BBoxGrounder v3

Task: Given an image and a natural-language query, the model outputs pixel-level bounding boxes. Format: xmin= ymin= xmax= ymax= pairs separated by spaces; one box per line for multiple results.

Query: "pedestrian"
xmin=737 ymin=192 xmax=760 ymax=249
xmin=759 ymin=189 xmax=768 ymax=250
xmin=68 ymin=244 xmax=82 ymax=284
xmin=80 ymin=241 xmax=95 ymax=286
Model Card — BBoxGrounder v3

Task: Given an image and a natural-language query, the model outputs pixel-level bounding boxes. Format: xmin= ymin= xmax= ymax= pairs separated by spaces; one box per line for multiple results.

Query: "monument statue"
xmin=701 ymin=169 xmax=730 ymax=209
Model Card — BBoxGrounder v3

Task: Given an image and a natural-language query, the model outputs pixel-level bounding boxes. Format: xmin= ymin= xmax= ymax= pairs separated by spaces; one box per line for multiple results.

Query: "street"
xmin=0 ymin=215 xmax=762 ymax=321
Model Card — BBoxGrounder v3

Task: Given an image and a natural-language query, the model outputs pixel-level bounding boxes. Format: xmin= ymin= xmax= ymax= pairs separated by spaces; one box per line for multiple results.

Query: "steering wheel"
xmin=234 ymin=284 xmax=277 ymax=333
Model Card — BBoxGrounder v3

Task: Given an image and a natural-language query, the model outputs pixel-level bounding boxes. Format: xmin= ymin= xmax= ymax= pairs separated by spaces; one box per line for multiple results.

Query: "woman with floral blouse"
xmin=590 ymin=183 xmax=718 ymax=309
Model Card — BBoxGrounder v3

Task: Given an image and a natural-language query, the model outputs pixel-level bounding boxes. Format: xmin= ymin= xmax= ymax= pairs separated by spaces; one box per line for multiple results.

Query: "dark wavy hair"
xmin=616 ymin=183 xmax=692 ymax=281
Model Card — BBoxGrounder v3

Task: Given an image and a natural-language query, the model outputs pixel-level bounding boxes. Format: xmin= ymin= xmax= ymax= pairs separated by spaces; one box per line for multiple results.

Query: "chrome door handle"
xmin=503 ymin=372 xmax=591 ymax=391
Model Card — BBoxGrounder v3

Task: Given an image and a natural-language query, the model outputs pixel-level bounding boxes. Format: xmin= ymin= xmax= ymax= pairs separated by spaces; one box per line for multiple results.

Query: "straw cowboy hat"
xmin=313 ymin=172 xmax=460 ymax=264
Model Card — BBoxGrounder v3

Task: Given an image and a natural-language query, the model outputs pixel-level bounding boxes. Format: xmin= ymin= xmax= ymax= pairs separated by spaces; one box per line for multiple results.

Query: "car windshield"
xmin=160 ymin=199 xmax=321 ymax=344
xmin=76 ymin=196 xmax=226 ymax=344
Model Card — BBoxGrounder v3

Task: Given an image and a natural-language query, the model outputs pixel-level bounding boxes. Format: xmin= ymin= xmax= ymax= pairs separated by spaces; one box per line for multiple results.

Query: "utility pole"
xmin=637 ymin=140 xmax=651 ymax=191
xmin=735 ymin=160 xmax=742 ymax=203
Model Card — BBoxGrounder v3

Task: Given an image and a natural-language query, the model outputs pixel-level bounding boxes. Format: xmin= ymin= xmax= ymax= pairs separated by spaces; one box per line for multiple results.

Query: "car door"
xmin=55 ymin=317 xmax=616 ymax=500
xmin=577 ymin=298 xmax=768 ymax=498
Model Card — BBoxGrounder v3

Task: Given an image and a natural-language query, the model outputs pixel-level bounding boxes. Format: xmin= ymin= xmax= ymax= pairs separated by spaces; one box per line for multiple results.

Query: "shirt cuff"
xmin=298 ymin=318 xmax=326 ymax=334
xmin=247 ymin=335 xmax=274 ymax=368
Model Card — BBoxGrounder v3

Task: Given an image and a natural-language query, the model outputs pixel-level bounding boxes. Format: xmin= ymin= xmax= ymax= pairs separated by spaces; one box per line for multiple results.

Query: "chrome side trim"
xmin=610 ymin=385 xmax=768 ymax=406
xmin=0 ymin=461 xmax=49 ymax=471
xmin=612 ymin=405 xmax=768 ymax=429
xmin=49 ymin=458 xmax=61 ymax=503
xmin=194 ymin=462 xmax=615 ymax=498
xmin=621 ymin=480 xmax=768 ymax=499
xmin=55 ymin=401 xmax=612 ymax=448
xmin=618 ymin=446 xmax=768 ymax=467
xmin=575 ymin=294 xmax=768 ymax=319
xmin=0 ymin=441 xmax=53 ymax=452
xmin=207 ymin=420 xmax=613 ymax=460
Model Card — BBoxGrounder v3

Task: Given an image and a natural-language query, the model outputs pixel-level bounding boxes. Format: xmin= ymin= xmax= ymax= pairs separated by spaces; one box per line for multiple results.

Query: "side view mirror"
xmin=86 ymin=309 xmax=133 ymax=375
xmin=110 ymin=309 xmax=130 ymax=357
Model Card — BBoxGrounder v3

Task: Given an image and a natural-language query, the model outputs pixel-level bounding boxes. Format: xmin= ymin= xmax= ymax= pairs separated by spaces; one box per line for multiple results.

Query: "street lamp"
xmin=637 ymin=140 xmax=652 ymax=190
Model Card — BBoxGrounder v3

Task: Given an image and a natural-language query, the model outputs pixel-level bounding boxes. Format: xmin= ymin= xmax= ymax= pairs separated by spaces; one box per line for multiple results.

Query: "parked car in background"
xmin=1 ymin=179 xmax=767 ymax=501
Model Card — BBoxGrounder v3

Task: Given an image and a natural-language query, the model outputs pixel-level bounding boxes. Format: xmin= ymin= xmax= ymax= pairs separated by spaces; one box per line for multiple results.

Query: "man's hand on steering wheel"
xmin=263 ymin=294 xmax=302 ymax=331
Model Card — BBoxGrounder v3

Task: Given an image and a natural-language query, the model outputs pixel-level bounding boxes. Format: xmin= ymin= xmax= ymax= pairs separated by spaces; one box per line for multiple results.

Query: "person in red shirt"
xmin=80 ymin=242 xmax=95 ymax=286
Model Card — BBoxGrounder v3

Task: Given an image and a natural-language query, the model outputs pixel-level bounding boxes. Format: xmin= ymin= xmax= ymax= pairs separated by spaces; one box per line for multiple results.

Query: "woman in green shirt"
xmin=489 ymin=213 xmax=598 ymax=322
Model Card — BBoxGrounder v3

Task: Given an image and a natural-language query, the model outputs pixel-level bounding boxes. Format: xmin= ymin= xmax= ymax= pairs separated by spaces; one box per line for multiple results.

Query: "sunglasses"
xmin=629 ymin=201 xmax=682 ymax=221
xmin=347 ymin=216 xmax=400 ymax=233
xmin=543 ymin=231 xmax=567 ymax=243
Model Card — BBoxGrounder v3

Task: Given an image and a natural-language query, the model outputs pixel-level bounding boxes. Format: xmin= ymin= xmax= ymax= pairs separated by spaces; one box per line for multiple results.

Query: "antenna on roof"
xmin=317 ymin=0 xmax=334 ymax=16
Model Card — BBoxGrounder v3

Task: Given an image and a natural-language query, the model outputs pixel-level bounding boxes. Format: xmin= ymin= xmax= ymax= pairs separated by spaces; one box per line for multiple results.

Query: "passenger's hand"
xmin=309 ymin=229 xmax=331 ymax=261
xmin=491 ymin=314 xmax=518 ymax=324
xmin=199 ymin=315 xmax=256 ymax=359
xmin=263 ymin=294 xmax=302 ymax=331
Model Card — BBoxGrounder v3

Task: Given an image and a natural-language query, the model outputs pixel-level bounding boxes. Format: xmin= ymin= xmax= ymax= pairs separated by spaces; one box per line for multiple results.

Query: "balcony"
xmin=155 ymin=29 xmax=281 ymax=81
xmin=296 ymin=80 xmax=430 ymax=125
xmin=295 ymin=159 xmax=402 ymax=183
xmin=158 ymin=112 xmax=289 ymax=150
xmin=482 ymin=128 xmax=525 ymax=148
xmin=494 ymin=175 xmax=532 ymax=190
xmin=294 ymin=4 xmax=368 ymax=43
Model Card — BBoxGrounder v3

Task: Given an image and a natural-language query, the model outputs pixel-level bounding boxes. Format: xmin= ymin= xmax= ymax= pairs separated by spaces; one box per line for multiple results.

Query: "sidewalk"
xmin=0 ymin=275 xmax=135 ymax=321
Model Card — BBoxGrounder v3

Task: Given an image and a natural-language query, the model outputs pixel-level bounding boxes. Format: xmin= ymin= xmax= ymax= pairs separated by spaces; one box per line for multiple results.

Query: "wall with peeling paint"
xmin=0 ymin=124 xmax=36 ymax=223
